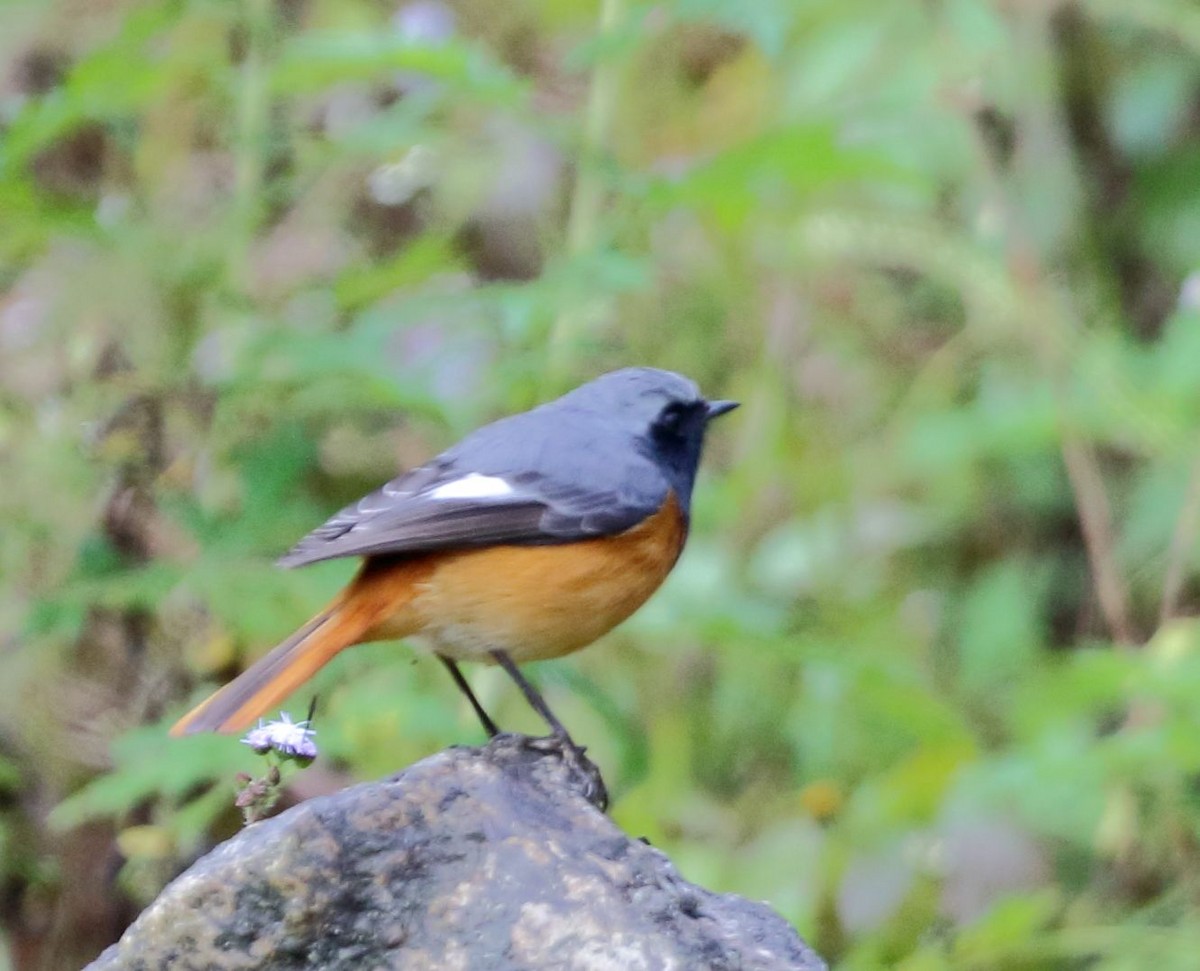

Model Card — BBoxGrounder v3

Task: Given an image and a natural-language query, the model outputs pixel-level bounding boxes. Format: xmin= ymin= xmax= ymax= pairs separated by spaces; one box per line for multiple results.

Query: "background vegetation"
xmin=2 ymin=0 xmax=1200 ymax=967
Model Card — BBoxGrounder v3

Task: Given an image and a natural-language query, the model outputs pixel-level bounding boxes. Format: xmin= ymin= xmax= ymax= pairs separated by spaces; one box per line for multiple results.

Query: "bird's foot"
xmin=528 ymin=732 xmax=609 ymax=813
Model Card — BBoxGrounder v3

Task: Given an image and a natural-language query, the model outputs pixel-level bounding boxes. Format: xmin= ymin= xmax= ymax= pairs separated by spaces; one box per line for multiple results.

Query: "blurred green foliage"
xmin=2 ymin=0 xmax=1200 ymax=967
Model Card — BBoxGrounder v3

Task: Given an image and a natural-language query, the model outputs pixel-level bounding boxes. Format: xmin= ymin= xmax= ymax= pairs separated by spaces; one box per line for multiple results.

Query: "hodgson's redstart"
xmin=171 ymin=367 xmax=737 ymax=744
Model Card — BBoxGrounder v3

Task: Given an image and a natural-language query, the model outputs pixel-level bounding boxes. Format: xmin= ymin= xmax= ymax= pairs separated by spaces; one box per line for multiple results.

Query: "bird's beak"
xmin=705 ymin=399 xmax=739 ymax=420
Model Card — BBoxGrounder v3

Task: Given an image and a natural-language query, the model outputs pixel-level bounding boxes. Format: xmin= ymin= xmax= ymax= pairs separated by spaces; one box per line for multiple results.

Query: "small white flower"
xmin=1180 ymin=271 xmax=1200 ymax=312
xmin=241 ymin=712 xmax=318 ymax=762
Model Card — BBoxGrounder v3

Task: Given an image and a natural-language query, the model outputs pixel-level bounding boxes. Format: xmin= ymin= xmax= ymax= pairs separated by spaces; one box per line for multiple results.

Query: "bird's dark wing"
xmin=277 ymin=407 xmax=669 ymax=568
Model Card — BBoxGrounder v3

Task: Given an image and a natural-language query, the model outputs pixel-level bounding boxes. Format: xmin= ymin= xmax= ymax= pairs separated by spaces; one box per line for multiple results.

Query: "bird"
xmin=170 ymin=367 xmax=737 ymax=749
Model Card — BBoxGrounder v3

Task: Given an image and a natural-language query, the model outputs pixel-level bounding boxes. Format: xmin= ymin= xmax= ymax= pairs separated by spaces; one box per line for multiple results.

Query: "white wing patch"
xmin=428 ymin=473 xmax=515 ymax=500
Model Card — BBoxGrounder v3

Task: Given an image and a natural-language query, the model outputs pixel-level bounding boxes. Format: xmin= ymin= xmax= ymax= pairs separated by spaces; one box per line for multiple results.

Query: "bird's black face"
xmin=645 ymin=390 xmax=738 ymax=507
xmin=651 ymin=395 xmax=739 ymax=438
xmin=650 ymin=397 xmax=711 ymax=446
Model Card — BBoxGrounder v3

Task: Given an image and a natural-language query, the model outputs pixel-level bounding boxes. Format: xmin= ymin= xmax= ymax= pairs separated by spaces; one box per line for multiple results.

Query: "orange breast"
xmin=359 ymin=493 xmax=687 ymax=662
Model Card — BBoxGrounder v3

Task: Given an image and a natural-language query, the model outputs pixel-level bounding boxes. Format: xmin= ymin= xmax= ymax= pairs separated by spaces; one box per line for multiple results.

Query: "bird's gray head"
xmin=557 ymin=367 xmax=738 ymax=497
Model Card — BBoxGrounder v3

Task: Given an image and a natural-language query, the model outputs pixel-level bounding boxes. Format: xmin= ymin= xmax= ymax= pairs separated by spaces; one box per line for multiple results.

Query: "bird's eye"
xmin=654 ymin=401 xmax=687 ymax=435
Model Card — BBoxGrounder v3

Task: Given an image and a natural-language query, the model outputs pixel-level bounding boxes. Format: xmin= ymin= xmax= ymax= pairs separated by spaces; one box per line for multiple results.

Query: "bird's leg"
xmin=438 ymin=655 xmax=499 ymax=737
xmin=489 ymin=649 xmax=609 ymax=811
xmin=489 ymin=650 xmax=573 ymax=741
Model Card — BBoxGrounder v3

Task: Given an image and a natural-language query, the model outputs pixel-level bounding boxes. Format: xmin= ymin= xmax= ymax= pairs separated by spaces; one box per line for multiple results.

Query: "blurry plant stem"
xmin=992 ymin=245 xmax=1135 ymax=649
xmin=1058 ymin=434 xmax=1135 ymax=645
xmin=958 ymin=27 xmax=1139 ymax=647
xmin=1011 ymin=268 xmax=1136 ymax=649
xmin=229 ymin=0 xmax=273 ymax=293
xmin=547 ymin=0 xmax=625 ymax=383
xmin=1158 ymin=452 xmax=1200 ymax=629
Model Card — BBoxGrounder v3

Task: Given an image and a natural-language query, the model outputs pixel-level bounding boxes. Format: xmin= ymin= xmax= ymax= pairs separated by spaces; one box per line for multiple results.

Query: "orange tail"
xmin=170 ymin=562 xmax=424 ymax=736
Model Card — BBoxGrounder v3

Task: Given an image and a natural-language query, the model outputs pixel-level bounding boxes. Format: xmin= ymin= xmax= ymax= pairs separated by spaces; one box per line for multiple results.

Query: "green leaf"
xmin=272 ymin=32 xmax=527 ymax=105
xmin=644 ymin=126 xmax=898 ymax=229
xmin=957 ymin=558 xmax=1046 ymax=698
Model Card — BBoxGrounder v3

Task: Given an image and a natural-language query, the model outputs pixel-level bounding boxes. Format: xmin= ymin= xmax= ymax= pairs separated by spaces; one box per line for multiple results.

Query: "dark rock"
xmin=87 ymin=734 xmax=826 ymax=971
